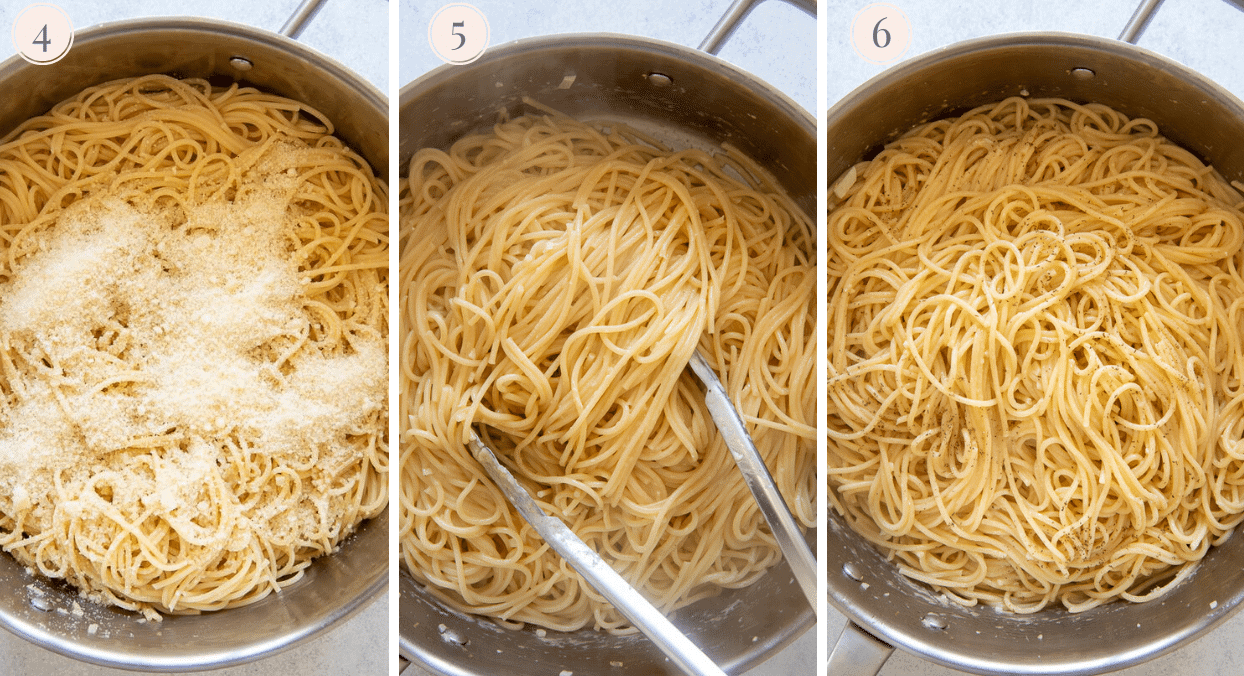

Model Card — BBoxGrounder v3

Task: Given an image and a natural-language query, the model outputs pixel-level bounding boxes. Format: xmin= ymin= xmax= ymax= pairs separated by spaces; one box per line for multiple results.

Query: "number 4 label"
xmin=12 ymin=4 xmax=74 ymax=65
xmin=429 ymin=4 xmax=490 ymax=65
xmin=851 ymin=3 xmax=911 ymax=65
xmin=33 ymin=24 xmax=51 ymax=52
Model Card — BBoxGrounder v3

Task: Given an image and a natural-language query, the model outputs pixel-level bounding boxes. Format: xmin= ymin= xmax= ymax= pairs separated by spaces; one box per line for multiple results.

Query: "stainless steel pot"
xmin=397 ymin=5 xmax=816 ymax=674
xmin=825 ymin=30 xmax=1244 ymax=676
xmin=0 ymin=16 xmax=387 ymax=672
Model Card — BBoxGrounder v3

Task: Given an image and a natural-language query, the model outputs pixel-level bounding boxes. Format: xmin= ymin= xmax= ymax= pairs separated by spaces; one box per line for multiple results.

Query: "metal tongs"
xmin=468 ymin=431 xmax=727 ymax=676
xmin=685 ymin=350 xmax=817 ymax=607
xmin=467 ymin=350 xmax=816 ymax=676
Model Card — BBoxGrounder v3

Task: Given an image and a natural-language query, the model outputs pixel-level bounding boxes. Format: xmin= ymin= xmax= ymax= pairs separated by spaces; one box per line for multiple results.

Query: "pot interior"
xmin=398 ymin=35 xmax=816 ymax=676
xmin=399 ymin=34 xmax=814 ymax=218
xmin=827 ymin=34 xmax=1244 ymax=188
xmin=825 ymin=33 xmax=1244 ymax=675
xmin=0 ymin=18 xmax=387 ymax=174
xmin=0 ymin=19 xmax=388 ymax=671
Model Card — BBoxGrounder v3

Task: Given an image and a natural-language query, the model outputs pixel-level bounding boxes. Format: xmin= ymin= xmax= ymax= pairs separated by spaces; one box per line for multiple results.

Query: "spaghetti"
xmin=0 ymin=75 xmax=388 ymax=618
xmin=827 ymin=97 xmax=1244 ymax=613
xmin=399 ymin=110 xmax=816 ymax=632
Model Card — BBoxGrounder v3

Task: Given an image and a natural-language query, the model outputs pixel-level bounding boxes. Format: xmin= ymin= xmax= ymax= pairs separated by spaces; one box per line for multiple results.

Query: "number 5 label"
xmin=429 ymin=4 xmax=490 ymax=65
xmin=851 ymin=3 xmax=911 ymax=65
xmin=12 ymin=3 xmax=73 ymax=65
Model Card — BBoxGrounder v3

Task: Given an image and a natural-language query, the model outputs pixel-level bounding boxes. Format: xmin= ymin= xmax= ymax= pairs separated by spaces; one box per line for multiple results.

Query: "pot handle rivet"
xmin=1071 ymin=67 xmax=1095 ymax=81
xmin=843 ymin=562 xmax=863 ymax=581
xmin=230 ymin=57 xmax=254 ymax=72
xmin=646 ymin=73 xmax=673 ymax=87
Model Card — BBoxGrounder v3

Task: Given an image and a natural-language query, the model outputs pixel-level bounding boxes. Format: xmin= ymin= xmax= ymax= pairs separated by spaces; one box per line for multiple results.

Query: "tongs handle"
xmin=467 ymin=432 xmax=727 ymax=676
xmin=687 ymin=351 xmax=817 ymax=608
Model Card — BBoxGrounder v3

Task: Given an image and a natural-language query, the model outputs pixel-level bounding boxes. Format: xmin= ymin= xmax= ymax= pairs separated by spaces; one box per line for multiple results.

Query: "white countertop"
xmin=397 ymin=0 xmax=816 ymax=675
xmin=0 ymin=1 xmax=389 ymax=675
xmin=825 ymin=1 xmax=1244 ymax=674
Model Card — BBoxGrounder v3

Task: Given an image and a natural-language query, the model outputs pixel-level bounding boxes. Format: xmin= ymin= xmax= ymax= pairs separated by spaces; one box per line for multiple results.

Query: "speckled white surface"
xmin=825 ymin=1 xmax=1244 ymax=675
xmin=0 ymin=2 xmax=389 ymax=675
xmin=398 ymin=1 xmax=815 ymax=675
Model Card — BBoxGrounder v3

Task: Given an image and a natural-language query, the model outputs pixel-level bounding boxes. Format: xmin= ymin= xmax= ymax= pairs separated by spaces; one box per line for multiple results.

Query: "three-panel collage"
xmin=0 ymin=0 xmax=1242 ymax=674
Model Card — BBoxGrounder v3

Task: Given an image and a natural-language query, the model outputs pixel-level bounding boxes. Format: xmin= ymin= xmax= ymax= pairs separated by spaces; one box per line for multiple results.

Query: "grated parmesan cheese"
xmin=0 ymin=142 xmax=387 ymax=613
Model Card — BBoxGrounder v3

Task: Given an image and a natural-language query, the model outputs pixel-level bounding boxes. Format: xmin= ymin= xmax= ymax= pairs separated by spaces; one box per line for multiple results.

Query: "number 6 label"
xmin=12 ymin=3 xmax=74 ymax=65
xmin=851 ymin=3 xmax=911 ymax=65
xmin=429 ymin=3 xmax=490 ymax=65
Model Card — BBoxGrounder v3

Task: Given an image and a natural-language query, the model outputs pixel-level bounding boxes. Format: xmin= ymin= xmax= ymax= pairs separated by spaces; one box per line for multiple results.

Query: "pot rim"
xmin=0 ymin=16 xmax=386 ymax=121
xmin=827 ymin=30 xmax=1244 ymax=132
xmin=398 ymin=31 xmax=814 ymax=163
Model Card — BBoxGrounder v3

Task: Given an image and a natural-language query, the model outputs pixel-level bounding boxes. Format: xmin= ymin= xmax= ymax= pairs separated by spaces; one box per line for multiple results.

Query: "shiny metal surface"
xmin=399 ymin=33 xmax=815 ymax=676
xmin=280 ymin=0 xmax=329 ymax=39
xmin=399 ymin=35 xmax=814 ymax=216
xmin=468 ymin=432 xmax=727 ymax=676
xmin=698 ymin=0 xmax=816 ymax=55
xmin=826 ymin=32 xmax=1244 ymax=675
xmin=687 ymin=351 xmax=816 ymax=608
xmin=826 ymin=623 xmax=893 ymax=676
xmin=1118 ymin=0 xmax=1164 ymax=42
xmin=0 ymin=18 xmax=388 ymax=672
xmin=0 ymin=18 xmax=387 ymax=177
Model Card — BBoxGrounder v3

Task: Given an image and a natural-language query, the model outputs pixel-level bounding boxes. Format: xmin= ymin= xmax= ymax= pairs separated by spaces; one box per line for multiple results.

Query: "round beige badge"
xmin=12 ymin=4 xmax=73 ymax=65
xmin=851 ymin=3 xmax=911 ymax=65
xmin=429 ymin=3 xmax=490 ymax=65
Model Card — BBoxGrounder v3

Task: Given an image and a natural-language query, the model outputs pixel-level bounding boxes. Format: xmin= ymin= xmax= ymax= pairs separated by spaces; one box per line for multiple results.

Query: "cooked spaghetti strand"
xmin=400 ymin=112 xmax=816 ymax=632
xmin=827 ymin=97 xmax=1244 ymax=613
xmin=0 ymin=75 xmax=388 ymax=618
